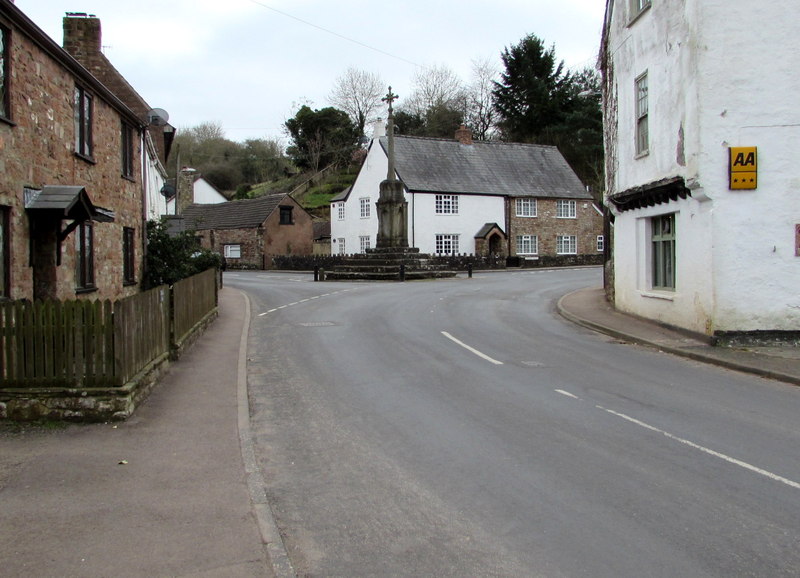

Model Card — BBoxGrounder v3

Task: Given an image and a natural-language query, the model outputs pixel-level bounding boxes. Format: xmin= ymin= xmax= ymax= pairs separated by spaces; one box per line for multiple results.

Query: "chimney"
xmin=455 ymin=125 xmax=473 ymax=145
xmin=63 ymin=13 xmax=101 ymax=61
xmin=177 ymin=168 xmax=197 ymax=215
xmin=371 ymin=118 xmax=386 ymax=140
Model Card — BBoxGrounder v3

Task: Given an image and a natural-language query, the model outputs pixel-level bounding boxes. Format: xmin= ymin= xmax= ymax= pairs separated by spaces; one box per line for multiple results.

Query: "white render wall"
xmin=606 ymin=0 xmax=800 ymax=335
xmin=331 ymin=139 xmax=506 ymax=255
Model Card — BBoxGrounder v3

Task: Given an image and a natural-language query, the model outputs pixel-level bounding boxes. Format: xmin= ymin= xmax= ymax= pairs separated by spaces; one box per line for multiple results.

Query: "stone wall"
xmin=509 ymin=198 xmax=604 ymax=258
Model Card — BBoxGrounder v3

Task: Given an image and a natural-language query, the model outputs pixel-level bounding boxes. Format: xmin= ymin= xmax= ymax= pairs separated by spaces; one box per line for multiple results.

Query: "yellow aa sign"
xmin=729 ymin=146 xmax=757 ymax=190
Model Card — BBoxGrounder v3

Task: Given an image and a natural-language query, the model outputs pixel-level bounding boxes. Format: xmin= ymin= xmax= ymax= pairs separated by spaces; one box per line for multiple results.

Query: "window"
xmin=224 ymin=244 xmax=241 ymax=259
xmin=360 ymin=197 xmax=370 ymax=218
xmin=123 ymin=227 xmax=135 ymax=285
xmin=515 ymin=198 xmax=537 ymax=217
xmin=556 ymin=235 xmax=577 ymax=255
xmin=359 ymin=235 xmax=371 ymax=253
xmin=337 ymin=203 xmax=345 ymax=220
xmin=631 ymin=0 xmax=652 ymax=18
xmin=121 ymin=122 xmax=135 ymax=179
xmin=435 ymin=234 xmax=459 ymax=255
xmin=516 ymin=235 xmax=538 ymax=255
xmin=0 ymin=24 xmax=10 ymax=121
xmin=435 ymin=195 xmax=459 ymax=215
xmin=337 ymin=238 xmax=346 ymax=255
xmin=651 ymin=213 xmax=675 ymax=290
xmin=635 ymin=72 xmax=649 ymax=156
xmin=556 ymin=200 xmax=576 ymax=218
xmin=279 ymin=206 xmax=293 ymax=224
xmin=596 ymin=235 xmax=605 ymax=253
xmin=0 ymin=206 xmax=8 ymax=298
xmin=74 ymin=86 xmax=93 ymax=159
xmin=75 ymin=221 xmax=94 ymax=290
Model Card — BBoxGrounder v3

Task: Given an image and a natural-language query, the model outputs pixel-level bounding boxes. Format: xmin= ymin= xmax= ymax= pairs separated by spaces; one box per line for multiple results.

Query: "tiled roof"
xmin=181 ymin=193 xmax=287 ymax=230
xmin=380 ymin=136 xmax=590 ymax=199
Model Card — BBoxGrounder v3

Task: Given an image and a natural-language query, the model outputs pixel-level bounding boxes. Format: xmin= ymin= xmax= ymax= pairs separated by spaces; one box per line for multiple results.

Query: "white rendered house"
xmin=602 ymin=0 xmax=800 ymax=343
xmin=331 ymin=126 xmax=596 ymax=259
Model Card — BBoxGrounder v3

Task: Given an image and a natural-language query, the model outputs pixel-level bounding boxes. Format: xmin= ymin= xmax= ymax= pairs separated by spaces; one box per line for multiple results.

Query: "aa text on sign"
xmin=729 ymin=146 xmax=757 ymax=190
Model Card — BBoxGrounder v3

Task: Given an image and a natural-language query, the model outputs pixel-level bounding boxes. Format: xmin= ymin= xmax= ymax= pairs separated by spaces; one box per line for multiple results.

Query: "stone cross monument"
xmin=375 ymin=87 xmax=409 ymax=248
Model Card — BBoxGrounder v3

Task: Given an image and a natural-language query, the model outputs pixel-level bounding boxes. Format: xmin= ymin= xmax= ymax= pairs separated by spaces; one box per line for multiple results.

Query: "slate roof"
xmin=379 ymin=136 xmax=589 ymax=199
xmin=181 ymin=193 xmax=288 ymax=231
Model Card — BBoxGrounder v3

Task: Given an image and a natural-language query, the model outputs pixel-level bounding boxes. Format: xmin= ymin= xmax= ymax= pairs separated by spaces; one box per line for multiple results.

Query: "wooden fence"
xmin=0 ymin=269 xmax=217 ymax=388
xmin=172 ymin=268 xmax=218 ymax=344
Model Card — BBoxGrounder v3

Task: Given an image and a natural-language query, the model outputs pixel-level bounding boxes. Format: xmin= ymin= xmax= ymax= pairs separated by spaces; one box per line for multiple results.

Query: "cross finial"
xmin=382 ymin=86 xmax=399 ymax=114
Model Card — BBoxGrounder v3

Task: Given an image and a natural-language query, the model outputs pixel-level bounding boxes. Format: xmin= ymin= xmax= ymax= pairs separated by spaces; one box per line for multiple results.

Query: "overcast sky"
xmin=15 ymin=0 xmax=606 ymax=144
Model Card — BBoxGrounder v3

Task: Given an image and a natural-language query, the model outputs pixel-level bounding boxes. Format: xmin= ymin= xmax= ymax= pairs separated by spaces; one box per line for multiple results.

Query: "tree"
xmin=328 ymin=67 xmax=385 ymax=138
xmin=493 ymin=34 xmax=573 ymax=143
xmin=404 ymin=64 xmax=466 ymax=118
xmin=284 ymin=105 xmax=359 ymax=171
xmin=493 ymin=34 xmax=603 ymax=192
xmin=465 ymin=57 xmax=500 ymax=140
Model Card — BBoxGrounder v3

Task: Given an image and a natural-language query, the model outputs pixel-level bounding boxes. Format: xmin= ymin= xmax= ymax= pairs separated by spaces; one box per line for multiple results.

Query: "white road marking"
xmin=258 ymin=289 xmax=354 ymax=316
xmin=555 ymin=389 xmax=580 ymax=399
xmin=599 ymin=406 xmax=800 ymax=491
xmin=441 ymin=332 xmax=503 ymax=365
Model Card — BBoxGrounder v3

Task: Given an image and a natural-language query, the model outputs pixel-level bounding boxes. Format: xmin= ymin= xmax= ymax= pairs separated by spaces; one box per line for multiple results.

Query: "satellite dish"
xmin=148 ymin=108 xmax=170 ymax=126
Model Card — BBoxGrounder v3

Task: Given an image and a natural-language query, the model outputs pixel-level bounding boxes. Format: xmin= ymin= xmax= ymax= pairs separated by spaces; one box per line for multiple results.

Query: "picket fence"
xmin=0 ymin=269 xmax=217 ymax=388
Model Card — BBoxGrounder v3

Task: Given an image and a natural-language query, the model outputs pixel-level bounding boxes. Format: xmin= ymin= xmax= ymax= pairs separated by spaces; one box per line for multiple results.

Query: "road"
xmin=226 ymin=268 xmax=800 ymax=577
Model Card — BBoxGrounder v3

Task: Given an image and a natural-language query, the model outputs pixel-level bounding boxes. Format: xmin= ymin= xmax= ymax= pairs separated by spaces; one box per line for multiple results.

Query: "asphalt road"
xmin=226 ymin=268 xmax=800 ymax=577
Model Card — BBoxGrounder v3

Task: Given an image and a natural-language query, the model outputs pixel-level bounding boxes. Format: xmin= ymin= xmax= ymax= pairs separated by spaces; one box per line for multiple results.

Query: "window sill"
xmin=0 ymin=115 xmax=16 ymax=128
xmin=75 ymin=286 xmax=98 ymax=295
xmin=123 ymin=280 xmax=137 ymax=287
xmin=640 ymin=290 xmax=674 ymax=301
xmin=635 ymin=150 xmax=650 ymax=160
xmin=516 ymin=215 xmax=538 ymax=218
xmin=74 ymin=152 xmax=97 ymax=164
xmin=122 ymin=174 xmax=136 ymax=183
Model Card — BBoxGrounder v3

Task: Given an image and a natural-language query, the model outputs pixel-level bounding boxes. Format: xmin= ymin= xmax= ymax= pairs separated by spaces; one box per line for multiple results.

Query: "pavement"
xmin=1 ymin=283 xmax=798 ymax=578
xmin=558 ymin=286 xmax=800 ymax=387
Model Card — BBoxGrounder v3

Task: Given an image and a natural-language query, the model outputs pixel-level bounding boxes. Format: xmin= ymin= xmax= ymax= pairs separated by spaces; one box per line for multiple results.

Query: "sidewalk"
xmin=558 ymin=286 xmax=800 ymax=387
xmin=0 ymin=288 xmax=286 ymax=577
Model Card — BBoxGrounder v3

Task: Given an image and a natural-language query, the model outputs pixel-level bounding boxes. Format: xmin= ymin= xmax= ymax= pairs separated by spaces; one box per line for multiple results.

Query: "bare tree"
xmin=404 ymin=64 xmax=466 ymax=117
xmin=465 ymin=57 xmax=500 ymax=140
xmin=328 ymin=67 xmax=385 ymax=138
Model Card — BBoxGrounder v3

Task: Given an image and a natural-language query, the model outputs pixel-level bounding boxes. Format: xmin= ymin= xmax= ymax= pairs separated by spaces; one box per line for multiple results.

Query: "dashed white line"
xmin=555 ymin=389 xmax=580 ymax=399
xmin=441 ymin=332 xmax=503 ymax=365
xmin=599 ymin=405 xmax=800 ymax=491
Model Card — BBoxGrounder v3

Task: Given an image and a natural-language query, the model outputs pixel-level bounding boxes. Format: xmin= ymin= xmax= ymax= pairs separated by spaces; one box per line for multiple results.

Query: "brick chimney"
xmin=455 ymin=125 xmax=473 ymax=145
xmin=63 ymin=13 xmax=102 ymax=64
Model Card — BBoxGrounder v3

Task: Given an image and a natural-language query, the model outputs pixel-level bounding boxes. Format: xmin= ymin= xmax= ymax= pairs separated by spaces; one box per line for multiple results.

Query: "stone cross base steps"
xmin=325 ymin=247 xmax=457 ymax=281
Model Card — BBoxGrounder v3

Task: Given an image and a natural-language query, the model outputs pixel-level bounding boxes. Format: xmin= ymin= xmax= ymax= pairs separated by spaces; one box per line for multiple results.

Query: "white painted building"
xmin=602 ymin=0 xmax=800 ymax=342
xmin=331 ymin=125 xmax=594 ymax=258
xmin=167 ymin=171 xmax=229 ymax=214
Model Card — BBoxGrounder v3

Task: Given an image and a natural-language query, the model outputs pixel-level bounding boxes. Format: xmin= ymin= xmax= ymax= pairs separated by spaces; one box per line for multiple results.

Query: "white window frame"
xmin=556 ymin=235 xmax=577 ymax=255
xmin=360 ymin=197 xmax=370 ymax=219
xmin=337 ymin=203 xmax=345 ymax=221
xmin=435 ymin=234 xmax=459 ymax=255
xmin=515 ymin=198 xmax=537 ymax=217
xmin=556 ymin=200 xmax=576 ymax=219
xmin=516 ymin=235 xmax=538 ymax=255
xmin=435 ymin=194 xmax=459 ymax=215
xmin=635 ymin=72 xmax=649 ymax=156
xmin=336 ymin=238 xmax=346 ymax=255
xmin=359 ymin=235 xmax=371 ymax=253
xmin=596 ymin=235 xmax=605 ymax=253
xmin=224 ymin=244 xmax=241 ymax=259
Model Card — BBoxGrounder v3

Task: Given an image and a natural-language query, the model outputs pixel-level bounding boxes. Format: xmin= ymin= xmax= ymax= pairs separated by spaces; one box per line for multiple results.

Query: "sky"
xmin=15 ymin=0 xmax=606 ymax=145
